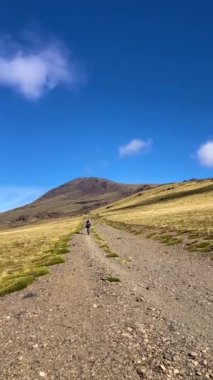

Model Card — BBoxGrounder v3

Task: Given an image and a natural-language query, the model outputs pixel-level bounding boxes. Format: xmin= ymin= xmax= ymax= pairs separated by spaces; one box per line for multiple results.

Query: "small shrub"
xmin=106 ymin=276 xmax=121 ymax=283
xmin=106 ymin=253 xmax=119 ymax=258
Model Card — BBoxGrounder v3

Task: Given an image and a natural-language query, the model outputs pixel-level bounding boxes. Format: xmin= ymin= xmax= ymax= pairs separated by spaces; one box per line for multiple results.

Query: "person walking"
xmin=85 ymin=219 xmax=91 ymax=235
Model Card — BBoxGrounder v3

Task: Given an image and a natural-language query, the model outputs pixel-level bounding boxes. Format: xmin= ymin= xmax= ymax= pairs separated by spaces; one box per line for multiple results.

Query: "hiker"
xmin=85 ymin=219 xmax=91 ymax=235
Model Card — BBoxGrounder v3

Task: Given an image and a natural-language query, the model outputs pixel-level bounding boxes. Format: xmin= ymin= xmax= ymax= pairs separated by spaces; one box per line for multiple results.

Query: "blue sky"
xmin=0 ymin=0 xmax=213 ymax=211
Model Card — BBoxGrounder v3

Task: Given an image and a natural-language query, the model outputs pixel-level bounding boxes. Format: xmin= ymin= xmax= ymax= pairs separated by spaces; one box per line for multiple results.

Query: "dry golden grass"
xmin=0 ymin=217 xmax=82 ymax=296
xmin=93 ymin=180 xmax=213 ymax=253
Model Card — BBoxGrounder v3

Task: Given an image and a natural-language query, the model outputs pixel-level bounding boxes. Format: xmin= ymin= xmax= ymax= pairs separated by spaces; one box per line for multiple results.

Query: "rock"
xmin=23 ymin=292 xmax=37 ymax=299
xmin=39 ymin=372 xmax=46 ymax=377
xmin=173 ymin=369 xmax=179 ymax=374
xmin=160 ymin=364 xmax=166 ymax=373
xmin=136 ymin=367 xmax=146 ymax=378
xmin=163 ymin=352 xmax=173 ymax=361
xmin=136 ymin=297 xmax=144 ymax=302
xmin=122 ymin=332 xmax=132 ymax=339
xmin=188 ymin=352 xmax=198 ymax=359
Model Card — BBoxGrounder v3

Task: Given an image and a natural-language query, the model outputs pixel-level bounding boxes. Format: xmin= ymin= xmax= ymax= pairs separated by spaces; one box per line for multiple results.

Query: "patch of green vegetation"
xmin=165 ymin=238 xmax=182 ymax=245
xmin=54 ymin=244 xmax=70 ymax=254
xmin=92 ymin=226 xmax=119 ymax=259
xmin=106 ymin=253 xmax=119 ymax=258
xmin=43 ymin=255 xmax=66 ymax=266
xmin=146 ymin=233 xmax=156 ymax=238
xmin=0 ymin=276 xmax=35 ymax=297
xmin=154 ymin=234 xmax=182 ymax=245
xmin=155 ymin=235 xmax=182 ymax=245
xmin=106 ymin=276 xmax=121 ymax=283
xmin=203 ymin=235 xmax=213 ymax=241
xmin=51 ymin=239 xmax=71 ymax=255
xmin=19 ymin=266 xmax=50 ymax=277
xmin=33 ymin=266 xmax=50 ymax=276
xmin=100 ymin=243 xmax=109 ymax=249
xmin=195 ymin=241 xmax=212 ymax=248
xmin=186 ymin=241 xmax=213 ymax=253
xmin=188 ymin=233 xmax=203 ymax=239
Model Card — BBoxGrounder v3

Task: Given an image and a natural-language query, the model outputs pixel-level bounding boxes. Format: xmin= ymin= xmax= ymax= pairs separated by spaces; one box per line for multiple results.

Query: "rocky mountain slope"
xmin=0 ymin=177 xmax=151 ymax=227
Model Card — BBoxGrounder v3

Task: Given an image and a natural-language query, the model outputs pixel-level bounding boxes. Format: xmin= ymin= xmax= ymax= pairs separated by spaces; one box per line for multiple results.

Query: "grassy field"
xmin=93 ymin=180 xmax=213 ymax=254
xmin=0 ymin=217 xmax=82 ymax=296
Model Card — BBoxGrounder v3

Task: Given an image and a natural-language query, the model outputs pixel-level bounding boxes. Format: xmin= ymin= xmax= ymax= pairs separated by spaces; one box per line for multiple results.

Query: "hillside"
xmin=0 ymin=177 xmax=150 ymax=228
xmin=93 ymin=179 xmax=213 ymax=253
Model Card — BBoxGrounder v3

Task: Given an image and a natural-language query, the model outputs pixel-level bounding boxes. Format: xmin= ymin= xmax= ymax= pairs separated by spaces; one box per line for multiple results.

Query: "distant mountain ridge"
xmin=36 ymin=177 xmax=142 ymax=201
xmin=0 ymin=177 xmax=152 ymax=227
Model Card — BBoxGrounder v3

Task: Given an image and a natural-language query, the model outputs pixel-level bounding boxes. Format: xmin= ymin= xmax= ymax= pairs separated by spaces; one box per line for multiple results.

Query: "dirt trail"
xmin=95 ymin=223 xmax=213 ymax=342
xmin=0 ymin=223 xmax=212 ymax=379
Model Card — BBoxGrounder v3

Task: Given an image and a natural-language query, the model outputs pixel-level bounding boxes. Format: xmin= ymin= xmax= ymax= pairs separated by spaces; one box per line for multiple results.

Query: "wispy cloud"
xmin=0 ymin=34 xmax=80 ymax=100
xmin=0 ymin=186 xmax=46 ymax=212
xmin=118 ymin=138 xmax=152 ymax=158
xmin=197 ymin=141 xmax=213 ymax=168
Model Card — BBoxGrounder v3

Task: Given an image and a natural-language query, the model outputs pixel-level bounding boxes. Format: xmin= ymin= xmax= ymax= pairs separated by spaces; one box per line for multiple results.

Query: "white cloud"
xmin=0 ymin=35 xmax=78 ymax=100
xmin=0 ymin=186 xmax=46 ymax=212
xmin=119 ymin=138 xmax=152 ymax=158
xmin=197 ymin=141 xmax=213 ymax=167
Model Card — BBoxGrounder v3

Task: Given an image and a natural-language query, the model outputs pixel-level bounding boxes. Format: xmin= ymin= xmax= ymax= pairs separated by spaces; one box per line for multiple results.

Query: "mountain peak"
xmin=0 ymin=177 xmax=152 ymax=227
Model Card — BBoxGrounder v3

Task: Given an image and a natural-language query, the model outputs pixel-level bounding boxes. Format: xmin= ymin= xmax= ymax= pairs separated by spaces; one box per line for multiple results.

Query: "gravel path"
xmin=0 ymin=223 xmax=212 ymax=379
xmin=95 ymin=223 xmax=213 ymax=343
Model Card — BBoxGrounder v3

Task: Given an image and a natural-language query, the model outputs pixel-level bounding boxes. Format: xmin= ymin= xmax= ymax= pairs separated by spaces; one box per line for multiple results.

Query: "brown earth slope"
xmin=0 ymin=178 xmax=150 ymax=228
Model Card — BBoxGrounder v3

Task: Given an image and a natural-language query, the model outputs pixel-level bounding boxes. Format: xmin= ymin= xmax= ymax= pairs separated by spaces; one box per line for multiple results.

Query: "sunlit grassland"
xmin=93 ymin=180 xmax=213 ymax=253
xmin=0 ymin=217 xmax=82 ymax=296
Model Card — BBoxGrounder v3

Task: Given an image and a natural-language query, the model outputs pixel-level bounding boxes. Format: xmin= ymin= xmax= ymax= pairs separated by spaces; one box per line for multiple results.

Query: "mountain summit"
xmin=0 ymin=177 xmax=151 ymax=227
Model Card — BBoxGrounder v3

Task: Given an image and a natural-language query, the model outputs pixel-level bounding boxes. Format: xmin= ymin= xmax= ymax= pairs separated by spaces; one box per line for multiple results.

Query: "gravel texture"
xmin=0 ymin=223 xmax=212 ymax=379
